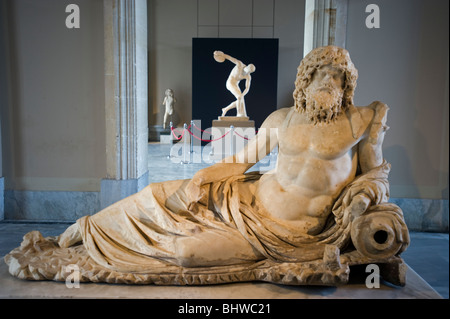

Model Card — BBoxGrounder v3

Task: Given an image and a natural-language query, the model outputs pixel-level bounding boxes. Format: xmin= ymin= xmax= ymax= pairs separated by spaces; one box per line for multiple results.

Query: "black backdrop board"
xmin=192 ymin=38 xmax=279 ymax=132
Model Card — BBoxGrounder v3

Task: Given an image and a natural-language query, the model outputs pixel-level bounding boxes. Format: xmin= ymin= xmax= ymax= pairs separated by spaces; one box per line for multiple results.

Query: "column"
xmin=0 ymin=0 xmax=5 ymax=220
xmin=303 ymin=0 xmax=348 ymax=56
xmin=0 ymin=118 xmax=3 ymax=220
xmin=101 ymin=0 xmax=148 ymax=209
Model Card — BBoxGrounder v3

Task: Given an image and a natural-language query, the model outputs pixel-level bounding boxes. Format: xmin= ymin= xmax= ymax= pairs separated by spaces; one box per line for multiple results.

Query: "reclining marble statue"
xmin=5 ymin=46 xmax=410 ymax=286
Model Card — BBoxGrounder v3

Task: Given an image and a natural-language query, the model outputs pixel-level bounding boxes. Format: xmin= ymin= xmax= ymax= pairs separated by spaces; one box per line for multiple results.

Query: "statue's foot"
xmin=58 ymin=223 xmax=82 ymax=248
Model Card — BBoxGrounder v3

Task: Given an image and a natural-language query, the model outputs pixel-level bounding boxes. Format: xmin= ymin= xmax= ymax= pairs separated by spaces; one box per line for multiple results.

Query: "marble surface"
xmin=100 ymin=172 xmax=149 ymax=209
xmin=4 ymin=190 xmax=100 ymax=221
xmin=0 ymin=258 xmax=442 ymax=299
xmin=0 ymin=224 xmax=447 ymax=298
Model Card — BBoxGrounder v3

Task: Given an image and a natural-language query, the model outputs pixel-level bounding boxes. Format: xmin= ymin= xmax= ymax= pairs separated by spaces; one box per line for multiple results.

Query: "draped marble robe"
xmin=4 ymin=159 xmax=409 ymax=285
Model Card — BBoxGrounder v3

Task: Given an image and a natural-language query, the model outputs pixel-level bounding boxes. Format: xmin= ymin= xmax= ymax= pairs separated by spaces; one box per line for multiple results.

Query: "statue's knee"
xmin=58 ymin=223 xmax=82 ymax=248
xmin=175 ymin=242 xmax=198 ymax=267
xmin=175 ymin=237 xmax=217 ymax=267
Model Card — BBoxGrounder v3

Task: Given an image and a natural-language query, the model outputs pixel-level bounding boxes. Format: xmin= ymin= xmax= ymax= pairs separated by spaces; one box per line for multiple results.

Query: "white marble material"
xmin=3 ymin=46 xmax=410 ymax=287
xmin=214 ymin=51 xmax=255 ymax=118
xmin=0 ymin=259 xmax=441 ymax=299
xmin=162 ymin=89 xmax=176 ymax=129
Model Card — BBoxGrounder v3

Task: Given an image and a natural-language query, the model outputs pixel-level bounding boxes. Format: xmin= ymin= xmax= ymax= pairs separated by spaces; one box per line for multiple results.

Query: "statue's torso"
xmin=164 ymin=96 xmax=174 ymax=113
xmin=256 ymin=109 xmax=367 ymax=234
xmin=227 ymin=63 xmax=250 ymax=88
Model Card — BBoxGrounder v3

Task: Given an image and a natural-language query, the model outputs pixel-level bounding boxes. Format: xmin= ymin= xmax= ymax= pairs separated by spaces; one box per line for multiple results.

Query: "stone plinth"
xmin=149 ymin=125 xmax=171 ymax=142
xmin=210 ymin=116 xmax=256 ymax=161
xmin=212 ymin=116 xmax=255 ymax=128
xmin=0 ymin=259 xmax=442 ymax=299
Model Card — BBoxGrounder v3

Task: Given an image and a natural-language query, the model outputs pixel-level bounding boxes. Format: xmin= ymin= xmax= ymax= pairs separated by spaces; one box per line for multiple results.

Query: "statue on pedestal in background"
xmin=211 ymin=51 xmax=257 ymax=159
xmin=162 ymin=88 xmax=176 ymax=129
xmin=214 ymin=51 xmax=255 ymax=118
xmin=5 ymin=46 xmax=409 ymax=287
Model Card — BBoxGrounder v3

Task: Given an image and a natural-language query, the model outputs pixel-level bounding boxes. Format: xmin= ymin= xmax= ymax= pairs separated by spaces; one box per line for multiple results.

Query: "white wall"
xmin=1 ymin=0 xmax=106 ymax=192
xmin=346 ymin=0 xmax=449 ymax=200
xmin=148 ymin=0 xmax=305 ymax=127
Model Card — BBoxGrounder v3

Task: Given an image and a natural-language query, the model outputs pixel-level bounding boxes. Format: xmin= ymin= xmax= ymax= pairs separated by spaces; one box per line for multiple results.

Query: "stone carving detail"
xmin=5 ymin=46 xmax=409 ymax=286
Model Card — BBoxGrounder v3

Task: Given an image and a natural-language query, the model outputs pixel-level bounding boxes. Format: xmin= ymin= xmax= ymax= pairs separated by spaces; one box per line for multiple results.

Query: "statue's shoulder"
xmin=354 ymin=101 xmax=390 ymax=144
xmin=261 ymin=107 xmax=293 ymax=128
xmin=273 ymin=106 xmax=293 ymax=117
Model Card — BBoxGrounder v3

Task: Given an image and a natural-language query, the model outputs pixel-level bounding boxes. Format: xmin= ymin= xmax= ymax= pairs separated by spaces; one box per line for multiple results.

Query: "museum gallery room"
xmin=0 ymin=0 xmax=448 ymax=303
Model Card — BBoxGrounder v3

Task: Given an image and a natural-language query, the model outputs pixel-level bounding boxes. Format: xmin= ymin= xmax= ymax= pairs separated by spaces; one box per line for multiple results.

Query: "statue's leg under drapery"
xmin=4 ymin=169 xmax=410 ymax=286
xmin=54 ymin=178 xmax=266 ymax=272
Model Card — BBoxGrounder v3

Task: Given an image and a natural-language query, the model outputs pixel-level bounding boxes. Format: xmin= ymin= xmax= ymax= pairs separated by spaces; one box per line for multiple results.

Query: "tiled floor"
xmin=0 ymin=143 xmax=447 ymax=298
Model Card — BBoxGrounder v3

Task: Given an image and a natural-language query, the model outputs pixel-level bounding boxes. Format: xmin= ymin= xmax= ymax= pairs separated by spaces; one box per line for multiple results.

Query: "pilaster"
xmin=102 ymin=0 xmax=148 ymax=209
xmin=304 ymin=0 xmax=348 ymax=56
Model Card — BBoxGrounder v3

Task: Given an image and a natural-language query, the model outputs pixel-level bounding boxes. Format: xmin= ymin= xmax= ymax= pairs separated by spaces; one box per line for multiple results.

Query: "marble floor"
xmin=0 ymin=143 xmax=447 ymax=299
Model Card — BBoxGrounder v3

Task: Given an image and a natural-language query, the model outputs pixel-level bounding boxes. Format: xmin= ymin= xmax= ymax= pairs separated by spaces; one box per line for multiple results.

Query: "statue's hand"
xmin=186 ymin=163 xmax=249 ymax=207
xmin=186 ymin=169 xmax=208 ymax=206
xmin=347 ymin=193 xmax=371 ymax=219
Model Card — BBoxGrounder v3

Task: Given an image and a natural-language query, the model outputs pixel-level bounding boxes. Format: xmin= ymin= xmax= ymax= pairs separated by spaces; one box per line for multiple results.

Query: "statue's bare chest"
xmin=278 ymin=116 xmax=359 ymax=160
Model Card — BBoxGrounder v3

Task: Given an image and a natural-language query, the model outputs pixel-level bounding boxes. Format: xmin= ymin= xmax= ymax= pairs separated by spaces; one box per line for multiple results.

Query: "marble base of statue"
xmin=210 ymin=116 xmax=256 ymax=160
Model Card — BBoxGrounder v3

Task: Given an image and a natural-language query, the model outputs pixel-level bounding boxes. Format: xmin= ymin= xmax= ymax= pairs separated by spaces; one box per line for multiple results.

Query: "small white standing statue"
xmin=162 ymin=88 xmax=176 ymax=129
xmin=213 ymin=51 xmax=256 ymax=118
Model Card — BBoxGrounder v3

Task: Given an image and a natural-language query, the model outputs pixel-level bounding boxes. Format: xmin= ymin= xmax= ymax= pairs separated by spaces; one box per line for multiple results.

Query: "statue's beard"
xmin=303 ymin=86 xmax=344 ymax=124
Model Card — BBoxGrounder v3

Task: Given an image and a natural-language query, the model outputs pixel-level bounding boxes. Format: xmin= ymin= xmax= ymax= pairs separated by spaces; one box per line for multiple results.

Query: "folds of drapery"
xmin=76 ymin=159 xmax=408 ymax=273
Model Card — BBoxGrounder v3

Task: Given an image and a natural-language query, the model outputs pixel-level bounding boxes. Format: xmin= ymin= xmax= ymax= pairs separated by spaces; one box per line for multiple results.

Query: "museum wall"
xmin=147 ymin=0 xmax=305 ymax=129
xmin=146 ymin=0 xmax=448 ymax=231
xmin=346 ymin=0 xmax=449 ymax=231
xmin=0 ymin=0 xmax=106 ymax=219
xmin=346 ymin=0 xmax=449 ymax=200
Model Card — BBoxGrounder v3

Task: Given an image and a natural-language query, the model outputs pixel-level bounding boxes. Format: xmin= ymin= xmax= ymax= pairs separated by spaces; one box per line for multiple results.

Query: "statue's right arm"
xmin=223 ymin=54 xmax=240 ymax=65
xmin=227 ymin=107 xmax=289 ymax=166
xmin=186 ymin=107 xmax=288 ymax=194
